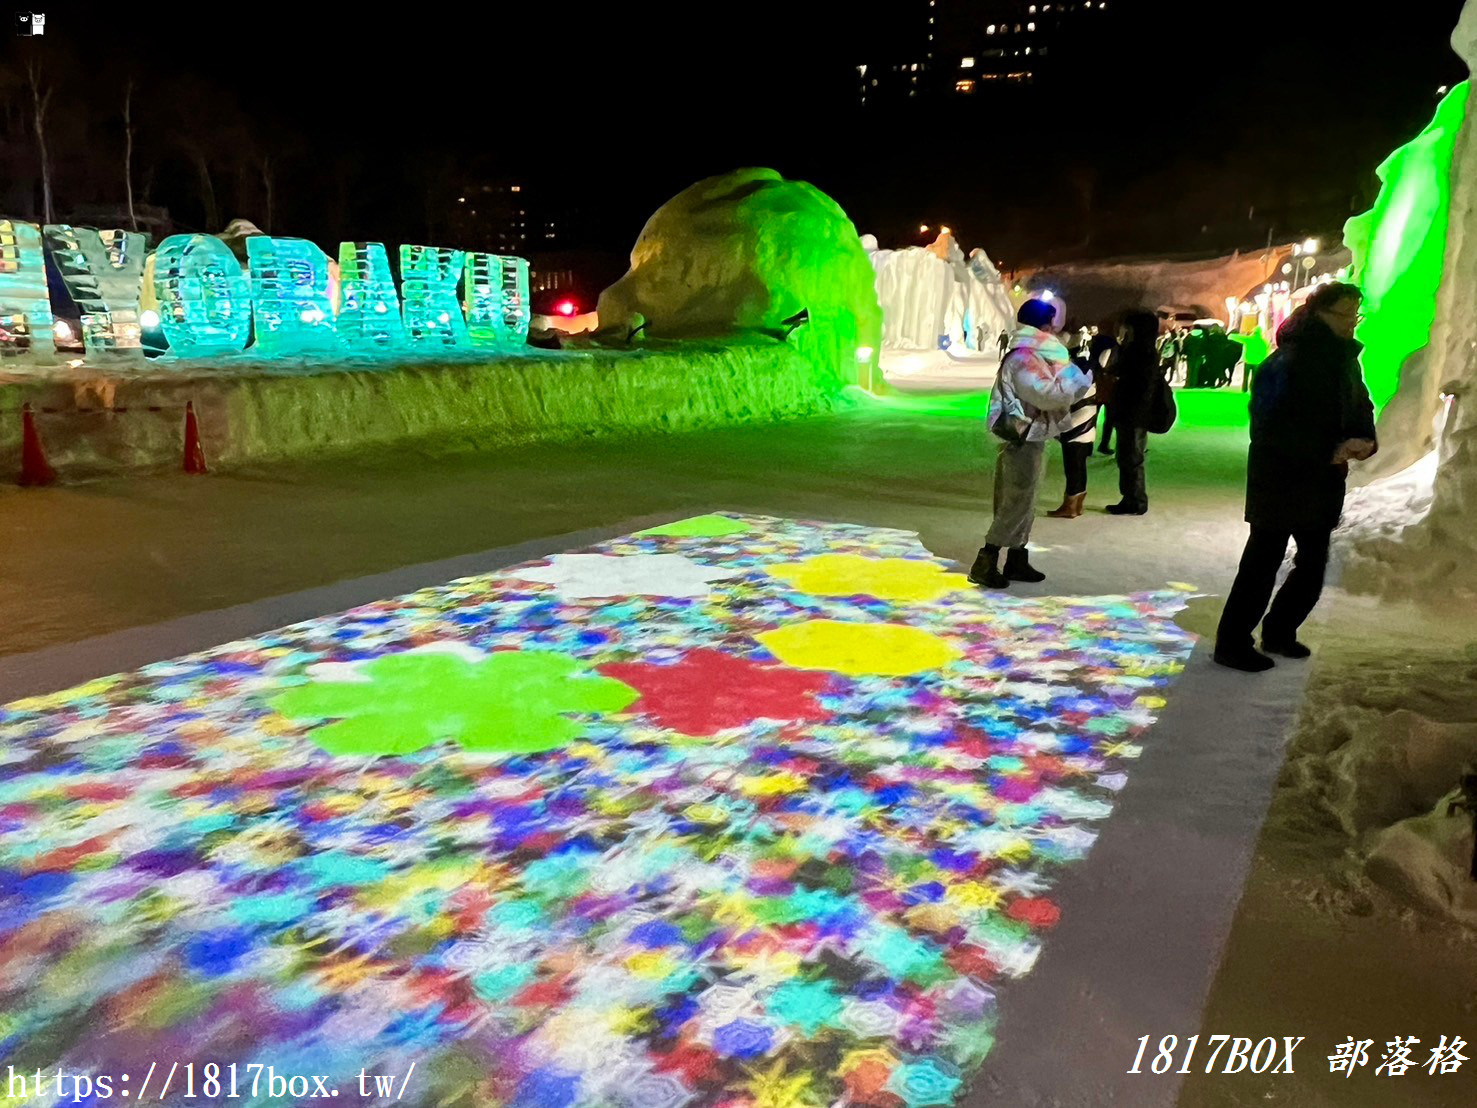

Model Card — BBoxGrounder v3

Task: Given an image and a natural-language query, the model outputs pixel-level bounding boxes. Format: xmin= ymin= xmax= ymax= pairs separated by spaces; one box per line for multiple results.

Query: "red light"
xmin=556 ymin=300 xmax=578 ymax=316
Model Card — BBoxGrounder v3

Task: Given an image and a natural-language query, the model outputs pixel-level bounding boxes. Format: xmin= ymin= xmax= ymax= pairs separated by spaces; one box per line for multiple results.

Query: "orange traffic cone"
xmin=182 ymin=401 xmax=207 ymax=474
xmin=18 ymin=402 xmax=57 ymax=487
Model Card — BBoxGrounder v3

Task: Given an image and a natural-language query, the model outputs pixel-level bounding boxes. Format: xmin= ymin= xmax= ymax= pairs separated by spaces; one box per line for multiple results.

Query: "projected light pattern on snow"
xmin=151 ymin=233 xmax=253 ymax=355
xmin=246 ymin=236 xmax=340 ymax=353
xmin=402 ymin=244 xmax=469 ymax=348
xmin=43 ymin=225 xmax=147 ymax=356
xmin=1345 ymin=81 xmax=1471 ymax=412
xmin=0 ymin=218 xmax=55 ymax=358
xmin=0 ymin=515 xmax=1195 ymax=1106
xmin=337 ymin=241 xmax=406 ymax=350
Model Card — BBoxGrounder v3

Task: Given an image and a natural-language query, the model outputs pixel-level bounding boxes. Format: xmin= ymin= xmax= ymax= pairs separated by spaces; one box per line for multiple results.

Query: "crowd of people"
xmin=972 ymin=282 xmax=1378 ymax=675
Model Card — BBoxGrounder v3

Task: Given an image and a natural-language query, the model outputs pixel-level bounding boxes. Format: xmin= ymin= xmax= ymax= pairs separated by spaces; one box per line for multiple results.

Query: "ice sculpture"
xmin=151 ymin=233 xmax=253 ymax=355
xmin=400 ymin=245 xmax=468 ymax=349
xmin=0 ymin=219 xmax=54 ymax=360
xmin=44 ymin=226 xmax=147 ymax=358
xmin=463 ymin=253 xmax=530 ymax=346
xmin=336 ymin=242 xmax=406 ymax=350
xmin=246 ymin=237 xmax=341 ymax=353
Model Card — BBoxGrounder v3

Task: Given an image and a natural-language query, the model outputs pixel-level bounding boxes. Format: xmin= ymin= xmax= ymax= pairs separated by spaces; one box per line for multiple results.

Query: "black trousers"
xmin=1116 ymin=425 xmax=1148 ymax=508
xmin=1098 ymin=405 xmax=1115 ymax=451
xmin=1216 ymin=525 xmax=1332 ymax=649
xmin=1062 ymin=441 xmax=1092 ymax=496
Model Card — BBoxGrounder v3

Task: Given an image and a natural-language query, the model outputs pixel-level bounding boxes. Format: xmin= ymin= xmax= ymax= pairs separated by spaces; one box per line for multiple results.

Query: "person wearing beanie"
xmin=971 ymin=297 xmax=1094 ymax=589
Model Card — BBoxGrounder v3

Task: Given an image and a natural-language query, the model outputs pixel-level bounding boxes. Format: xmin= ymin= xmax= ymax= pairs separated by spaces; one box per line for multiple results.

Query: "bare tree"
xmin=260 ymin=153 xmax=274 ymax=234
xmin=122 ymin=78 xmax=137 ymax=231
xmin=24 ymin=55 xmax=54 ymax=224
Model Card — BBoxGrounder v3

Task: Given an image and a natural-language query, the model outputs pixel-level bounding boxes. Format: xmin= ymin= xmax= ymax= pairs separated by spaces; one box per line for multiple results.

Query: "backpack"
xmin=1144 ymin=365 xmax=1178 ymax=434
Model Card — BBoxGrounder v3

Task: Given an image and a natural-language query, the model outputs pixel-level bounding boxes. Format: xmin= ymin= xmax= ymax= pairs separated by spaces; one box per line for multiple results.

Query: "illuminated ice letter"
xmin=0 ymin=219 xmax=54 ymax=360
xmin=44 ymin=226 xmax=147 ymax=358
xmin=400 ymin=244 xmax=468 ymax=348
xmin=463 ymin=252 xmax=530 ymax=346
xmin=246 ymin=237 xmax=340 ymax=353
xmin=336 ymin=242 xmax=405 ymax=350
xmin=152 ymin=234 xmax=252 ymax=355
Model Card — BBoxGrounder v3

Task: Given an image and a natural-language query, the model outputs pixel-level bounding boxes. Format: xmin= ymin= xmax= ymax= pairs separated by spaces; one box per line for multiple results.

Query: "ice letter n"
xmin=0 ymin=219 xmax=54 ymax=360
xmin=336 ymin=242 xmax=405 ymax=350
xmin=246 ymin=237 xmax=341 ymax=353
xmin=44 ymin=226 xmax=148 ymax=357
xmin=152 ymin=234 xmax=252 ymax=355
xmin=400 ymin=245 xmax=468 ymax=348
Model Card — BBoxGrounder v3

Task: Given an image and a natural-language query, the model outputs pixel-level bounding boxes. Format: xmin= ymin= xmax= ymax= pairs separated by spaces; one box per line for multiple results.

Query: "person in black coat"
xmin=1214 ymin=282 xmax=1376 ymax=672
xmin=1105 ymin=310 xmax=1161 ymax=515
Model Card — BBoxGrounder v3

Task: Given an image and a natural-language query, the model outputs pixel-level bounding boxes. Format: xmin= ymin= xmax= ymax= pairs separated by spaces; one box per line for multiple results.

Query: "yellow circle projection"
xmin=757 ymin=620 xmax=962 ymax=677
xmin=764 ymin=554 xmax=972 ymax=603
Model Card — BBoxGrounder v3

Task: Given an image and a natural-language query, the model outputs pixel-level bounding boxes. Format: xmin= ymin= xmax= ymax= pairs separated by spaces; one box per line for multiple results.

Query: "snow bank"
xmin=0 ymin=339 xmax=846 ymax=478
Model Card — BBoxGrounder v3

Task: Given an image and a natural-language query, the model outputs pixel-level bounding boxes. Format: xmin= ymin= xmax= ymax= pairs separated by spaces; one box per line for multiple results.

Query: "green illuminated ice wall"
xmin=1345 ymin=82 xmax=1471 ymax=412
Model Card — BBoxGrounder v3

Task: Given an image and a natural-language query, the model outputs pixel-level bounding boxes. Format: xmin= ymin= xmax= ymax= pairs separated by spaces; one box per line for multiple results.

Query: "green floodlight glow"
xmin=1345 ymin=82 xmax=1470 ymax=413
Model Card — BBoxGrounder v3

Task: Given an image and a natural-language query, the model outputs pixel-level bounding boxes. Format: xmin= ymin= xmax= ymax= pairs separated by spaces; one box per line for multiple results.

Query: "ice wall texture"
xmin=864 ymin=236 xmax=1014 ymax=353
xmin=1345 ymin=84 xmax=1470 ymax=439
xmin=596 ymin=168 xmax=883 ymax=389
xmin=463 ymin=253 xmax=530 ymax=347
xmin=44 ymin=226 xmax=147 ymax=358
xmin=1344 ymin=0 xmax=1477 ymax=604
xmin=0 ymin=219 xmax=54 ymax=360
xmin=152 ymin=234 xmax=253 ymax=355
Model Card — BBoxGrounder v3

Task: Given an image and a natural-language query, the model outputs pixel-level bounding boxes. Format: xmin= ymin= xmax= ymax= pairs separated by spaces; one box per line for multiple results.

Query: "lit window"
xmin=911 ymin=63 xmax=918 ymax=71
xmin=511 ymin=185 xmax=521 ymax=192
xmin=987 ymin=24 xmax=995 ymax=33
xmin=1028 ymin=22 xmax=1036 ymax=31
xmin=1025 ymin=46 xmax=1032 ymax=54
xmin=955 ymin=79 xmax=976 ymax=93
xmin=857 ymin=64 xmax=867 ymax=76
xmin=1029 ymin=3 xmax=1037 ymax=9
xmin=961 ymin=56 xmax=974 ymax=68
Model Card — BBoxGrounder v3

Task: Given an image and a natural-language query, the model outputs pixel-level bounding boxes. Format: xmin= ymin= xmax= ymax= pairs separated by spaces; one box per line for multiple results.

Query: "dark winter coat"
xmin=1109 ymin=341 xmax=1158 ymax=429
xmin=1245 ymin=311 xmax=1377 ymax=533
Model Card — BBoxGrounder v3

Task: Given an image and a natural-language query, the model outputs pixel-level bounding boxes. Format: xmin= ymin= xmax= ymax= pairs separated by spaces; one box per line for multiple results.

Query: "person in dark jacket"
xmin=1214 ymin=283 xmax=1376 ymax=672
xmin=1105 ymin=310 xmax=1160 ymax=515
xmin=1090 ymin=322 xmax=1121 ymax=453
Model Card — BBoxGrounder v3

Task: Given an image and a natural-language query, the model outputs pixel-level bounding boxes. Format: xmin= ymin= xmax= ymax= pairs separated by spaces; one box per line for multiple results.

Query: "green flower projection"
xmin=270 ymin=646 xmax=637 ymax=756
xmin=1345 ymin=82 xmax=1471 ymax=412
xmin=637 ymin=514 xmax=754 ymax=538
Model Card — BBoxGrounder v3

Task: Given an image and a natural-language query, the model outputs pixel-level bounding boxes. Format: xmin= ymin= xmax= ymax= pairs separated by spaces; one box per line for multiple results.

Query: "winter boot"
xmin=1105 ymin=501 xmax=1147 ymax=516
xmin=1047 ymin=493 xmax=1086 ymax=519
xmin=1003 ymin=547 xmax=1046 ymax=583
xmin=1212 ymin=642 xmax=1276 ymax=672
xmin=968 ymin=545 xmax=1009 ymax=589
xmin=1261 ymin=637 xmax=1312 ymax=659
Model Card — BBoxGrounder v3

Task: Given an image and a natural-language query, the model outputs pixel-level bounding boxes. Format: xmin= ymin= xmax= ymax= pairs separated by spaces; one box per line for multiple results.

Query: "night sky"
xmin=2 ymin=1 xmax=1468 ymax=272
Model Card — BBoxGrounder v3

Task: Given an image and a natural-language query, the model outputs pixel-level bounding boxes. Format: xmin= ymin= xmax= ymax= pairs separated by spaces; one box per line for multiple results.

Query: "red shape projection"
xmin=601 ymin=649 xmax=831 ymax=736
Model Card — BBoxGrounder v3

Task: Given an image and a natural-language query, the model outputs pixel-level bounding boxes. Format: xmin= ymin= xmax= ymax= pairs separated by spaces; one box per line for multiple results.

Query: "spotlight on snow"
xmin=140 ymin=309 xmax=160 ymax=330
xmin=53 ymin=320 xmax=73 ymax=342
xmin=556 ymin=300 xmax=578 ymax=317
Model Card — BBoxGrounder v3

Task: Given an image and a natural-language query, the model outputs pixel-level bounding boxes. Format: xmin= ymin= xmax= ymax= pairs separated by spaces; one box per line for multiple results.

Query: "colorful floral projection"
xmin=0 ymin=515 xmax=1195 ymax=1107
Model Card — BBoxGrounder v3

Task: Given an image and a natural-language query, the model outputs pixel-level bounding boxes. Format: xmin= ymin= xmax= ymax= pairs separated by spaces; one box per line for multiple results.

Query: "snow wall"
xmin=595 ymin=169 xmax=883 ymax=390
xmin=862 ymin=235 xmax=1015 ymax=353
xmin=0 ymin=341 xmax=843 ymax=478
xmin=1342 ymin=0 xmax=1477 ymax=605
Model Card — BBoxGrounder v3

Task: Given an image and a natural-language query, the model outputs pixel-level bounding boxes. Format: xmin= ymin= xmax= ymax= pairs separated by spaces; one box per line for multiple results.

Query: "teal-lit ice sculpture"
xmin=0 ymin=219 xmax=54 ymax=360
xmin=44 ymin=226 xmax=147 ymax=357
xmin=464 ymin=252 xmax=530 ymax=346
xmin=400 ymin=245 xmax=468 ymax=349
xmin=152 ymin=233 xmax=252 ymax=355
xmin=336 ymin=242 xmax=406 ymax=350
xmin=246 ymin=237 xmax=341 ymax=353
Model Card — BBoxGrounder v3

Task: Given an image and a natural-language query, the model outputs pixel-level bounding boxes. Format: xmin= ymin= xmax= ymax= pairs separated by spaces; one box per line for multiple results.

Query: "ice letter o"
xmin=153 ymin=233 xmax=252 ymax=355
